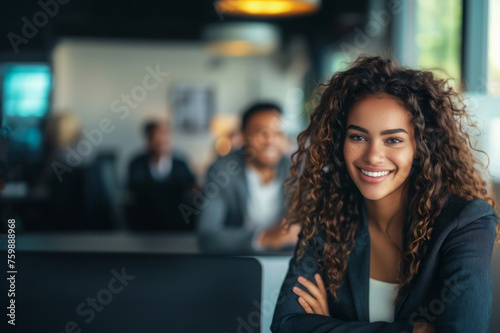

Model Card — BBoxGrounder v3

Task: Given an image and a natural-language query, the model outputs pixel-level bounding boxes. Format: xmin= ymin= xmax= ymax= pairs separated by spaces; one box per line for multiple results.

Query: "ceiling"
xmin=1 ymin=0 xmax=368 ymax=58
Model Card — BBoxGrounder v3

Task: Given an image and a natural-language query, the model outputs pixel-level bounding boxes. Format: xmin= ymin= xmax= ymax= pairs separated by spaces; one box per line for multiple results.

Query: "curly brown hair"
xmin=285 ymin=55 xmax=500 ymax=304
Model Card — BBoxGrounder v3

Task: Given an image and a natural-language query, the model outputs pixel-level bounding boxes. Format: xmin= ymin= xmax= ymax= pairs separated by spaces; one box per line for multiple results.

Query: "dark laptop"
xmin=2 ymin=251 xmax=262 ymax=333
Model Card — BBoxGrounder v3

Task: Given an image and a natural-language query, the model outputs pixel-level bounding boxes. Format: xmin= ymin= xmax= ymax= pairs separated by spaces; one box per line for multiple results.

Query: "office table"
xmin=0 ymin=232 xmax=292 ymax=333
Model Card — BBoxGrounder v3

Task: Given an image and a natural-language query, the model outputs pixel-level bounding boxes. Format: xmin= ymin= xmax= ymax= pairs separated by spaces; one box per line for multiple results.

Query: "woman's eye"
xmin=387 ymin=138 xmax=403 ymax=144
xmin=349 ymin=135 xmax=365 ymax=141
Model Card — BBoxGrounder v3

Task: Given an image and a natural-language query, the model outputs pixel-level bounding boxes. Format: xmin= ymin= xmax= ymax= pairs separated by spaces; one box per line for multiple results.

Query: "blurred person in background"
xmin=127 ymin=119 xmax=197 ymax=230
xmin=25 ymin=112 xmax=86 ymax=230
xmin=197 ymin=102 xmax=300 ymax=253
xmin=128 ymin=120 xmax=195 ymax=187
xmin=28 ymin=112 xmax=82 ymax=199
xmin=24 ymin=112 xmax=114 ymax=231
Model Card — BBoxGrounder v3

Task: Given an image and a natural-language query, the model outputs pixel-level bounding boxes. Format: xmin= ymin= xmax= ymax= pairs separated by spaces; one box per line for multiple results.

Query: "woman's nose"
xmin=363 ymin=141 xmax=385 ymax=164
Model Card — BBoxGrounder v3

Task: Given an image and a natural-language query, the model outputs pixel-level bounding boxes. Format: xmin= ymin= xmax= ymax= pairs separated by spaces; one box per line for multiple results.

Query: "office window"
xmin=414 ymin=0 xmax=463 ymax=82
xmin=330 ymin=52 xmax=350 ymax=75
xmin=488 ymin=0 xmax=500 ymax=95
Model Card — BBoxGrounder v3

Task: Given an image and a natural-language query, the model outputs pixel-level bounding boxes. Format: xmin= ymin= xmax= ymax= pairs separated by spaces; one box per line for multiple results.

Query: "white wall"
xmin=51 ymin=38 xmax=307 ymax=184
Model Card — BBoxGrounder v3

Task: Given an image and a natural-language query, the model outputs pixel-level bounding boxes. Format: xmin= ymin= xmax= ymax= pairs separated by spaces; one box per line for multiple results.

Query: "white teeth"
xmin=360 ymin=169 xmax=391 ymax=177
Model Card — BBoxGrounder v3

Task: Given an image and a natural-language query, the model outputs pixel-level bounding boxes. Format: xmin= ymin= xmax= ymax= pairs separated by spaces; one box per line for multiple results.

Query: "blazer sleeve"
xmin=271 ymin=231 xmax=414 ymax=333
xmin=432 ymin=214 xmax=498 ymax=332
xmin=196 ymin=163 xmax=259 ymax=254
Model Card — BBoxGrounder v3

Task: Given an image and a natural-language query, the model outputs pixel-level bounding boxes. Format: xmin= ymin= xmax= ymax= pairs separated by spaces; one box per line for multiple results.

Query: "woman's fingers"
xmin=298 ymin=297 xmax=313 ymax=314
xmin=314 ymin=274 xmax=330 ymax=316
xmin=315 ymin=273 xmax=327 ymax=295
xmin=294 ymin=275 xmax=330 ymax=316
xmin=292 ymin=286 xmax=323 ymax=314
xmin=297 ymin=276 xmax=324 ymax=302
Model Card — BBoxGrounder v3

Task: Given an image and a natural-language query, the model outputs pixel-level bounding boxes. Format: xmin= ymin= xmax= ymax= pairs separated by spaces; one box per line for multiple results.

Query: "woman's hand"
xmin=413 ymin=322 xmax=434 ymax=333
xmin=292 ymin=273 xmax=330 ymax=317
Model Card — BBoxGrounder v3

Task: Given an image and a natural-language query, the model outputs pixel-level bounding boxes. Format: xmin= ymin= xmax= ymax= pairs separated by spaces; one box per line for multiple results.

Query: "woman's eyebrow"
xmin=346 ymin=124 xmax=408 ymax=135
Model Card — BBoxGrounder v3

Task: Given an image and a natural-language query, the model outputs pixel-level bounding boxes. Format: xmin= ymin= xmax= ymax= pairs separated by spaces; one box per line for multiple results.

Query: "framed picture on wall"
xmin=171 ymin=82 xmax=214 ymax=133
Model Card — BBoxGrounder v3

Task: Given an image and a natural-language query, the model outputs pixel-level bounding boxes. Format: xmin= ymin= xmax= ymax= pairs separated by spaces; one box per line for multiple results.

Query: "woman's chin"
xmin=357 ymin=188 xmax=389 ymax=201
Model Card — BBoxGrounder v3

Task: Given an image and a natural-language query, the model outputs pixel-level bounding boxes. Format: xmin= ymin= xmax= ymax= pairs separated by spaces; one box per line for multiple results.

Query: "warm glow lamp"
xmin=204 ymin=22 xmax=280 ymax=57
xmin=215 ymin=0 xmax=320 ymax=17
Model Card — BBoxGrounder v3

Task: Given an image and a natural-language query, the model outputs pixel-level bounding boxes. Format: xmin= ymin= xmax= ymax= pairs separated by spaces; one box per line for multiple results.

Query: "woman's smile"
xmin=356 ymin=167 xmax=395 ymax=183
xmin=343 ymin=95 xmax=416 ymax=202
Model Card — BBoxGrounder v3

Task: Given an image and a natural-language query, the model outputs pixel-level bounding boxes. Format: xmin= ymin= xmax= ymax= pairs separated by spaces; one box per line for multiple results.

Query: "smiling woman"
xmin=343 ymin=96 xmax=416 ymax=200
xmin=271 ymin=56 xmax=500 ymax=333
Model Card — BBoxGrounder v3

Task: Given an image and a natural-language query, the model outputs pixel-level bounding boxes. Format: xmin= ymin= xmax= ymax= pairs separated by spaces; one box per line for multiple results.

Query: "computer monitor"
xmin=2 ymin=251 xmax=262 ymax=333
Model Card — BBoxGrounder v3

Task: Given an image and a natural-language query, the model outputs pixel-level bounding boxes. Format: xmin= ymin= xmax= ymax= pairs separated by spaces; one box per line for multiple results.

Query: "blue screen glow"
xmin=3 ymin=65 xmax=51 ymax=118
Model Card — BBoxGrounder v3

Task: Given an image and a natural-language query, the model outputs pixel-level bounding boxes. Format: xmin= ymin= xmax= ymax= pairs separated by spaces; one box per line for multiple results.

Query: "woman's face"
xmin=343 ymin=95 xmax=417 ymax=202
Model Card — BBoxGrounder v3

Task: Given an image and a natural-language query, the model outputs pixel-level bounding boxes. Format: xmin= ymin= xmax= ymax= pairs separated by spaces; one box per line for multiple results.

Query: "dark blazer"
xmin=197 ymin=149 xmax=291 ymax=253
xmin=271 ymin=193 xmax=499 ymax=332
xmin=127 ymin=153 xmax=195 ymax=187
xmin=126 ymin=152 xmax=196 ymax=230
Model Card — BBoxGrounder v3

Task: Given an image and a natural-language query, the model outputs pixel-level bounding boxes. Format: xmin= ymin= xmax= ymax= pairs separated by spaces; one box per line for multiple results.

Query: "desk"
xmin=0 ymin=232 xmax=292 ymax=333
xmin=7 ymin=232 xmax=499 ymax=331
xmin=254 ymin=256 xmax=292 ymax=332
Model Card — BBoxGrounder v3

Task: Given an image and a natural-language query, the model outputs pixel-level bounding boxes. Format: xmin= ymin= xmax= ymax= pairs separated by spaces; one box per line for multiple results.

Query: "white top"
xmin=368 ymin=278 xmax=398 ymax=323
xmin=243 ymin=166 xmax=283 ymax=250
xmin=148 ymin=155 xmax=173 ymax=181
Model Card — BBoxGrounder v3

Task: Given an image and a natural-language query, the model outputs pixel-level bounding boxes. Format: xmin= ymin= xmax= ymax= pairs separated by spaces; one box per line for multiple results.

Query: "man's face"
xmin=147 ymin=124 xmax=173 ymax=157
xmin=243 ymin=110 xmax=286 ymax=168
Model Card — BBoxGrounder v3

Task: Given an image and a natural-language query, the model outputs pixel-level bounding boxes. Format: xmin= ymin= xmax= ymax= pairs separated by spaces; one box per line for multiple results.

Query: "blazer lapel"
xmin=234 ymin=151 xmax=250 ymax=226
xmin=393 ymin=218 xmax=417 ymax=319
xmin=394 ymin=281 xmax=413 ymax=319
xmin=347 ymin=201 xmax=371 ymax=321
xmin=394 ymin=193 xmax=453 ymax=318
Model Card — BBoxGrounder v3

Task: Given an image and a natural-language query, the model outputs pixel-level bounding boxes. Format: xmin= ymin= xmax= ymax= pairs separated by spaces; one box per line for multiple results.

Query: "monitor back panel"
xmin=2 ymin=251 xmax=262 ymax=333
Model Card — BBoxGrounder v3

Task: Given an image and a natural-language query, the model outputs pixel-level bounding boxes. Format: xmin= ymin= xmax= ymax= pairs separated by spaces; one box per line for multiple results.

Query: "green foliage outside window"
xmin=415 ymin=0 xmax=463 ymax=86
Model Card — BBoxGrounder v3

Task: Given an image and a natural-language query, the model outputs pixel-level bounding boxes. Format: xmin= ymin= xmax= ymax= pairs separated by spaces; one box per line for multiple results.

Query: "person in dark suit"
xmin=197 ymin=103 xmax=300 ymax=253
xmin=127 ymin=120 xmax=196 ymax=230
xmin=271 ymin=56 xmax=500 ymax=332
xmin=128 ymin=120 xmax=195 ymax=187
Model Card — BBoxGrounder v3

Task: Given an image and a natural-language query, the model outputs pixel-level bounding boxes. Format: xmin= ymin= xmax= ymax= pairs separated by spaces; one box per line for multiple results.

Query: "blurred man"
xmin=197 ymin=102 xmax=300 ymax=253
xmin=127 ymin=120 xmax=196 ymax=230
xmin=128 ymin=120 xmax=195 ymax=186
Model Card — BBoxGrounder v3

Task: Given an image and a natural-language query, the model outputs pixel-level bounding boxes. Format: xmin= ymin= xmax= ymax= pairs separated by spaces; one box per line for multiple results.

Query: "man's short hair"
xmin=143 ymin=120 xmax=169 ymax=139
xmin=240 ymin=102 xmax=282 ymax=131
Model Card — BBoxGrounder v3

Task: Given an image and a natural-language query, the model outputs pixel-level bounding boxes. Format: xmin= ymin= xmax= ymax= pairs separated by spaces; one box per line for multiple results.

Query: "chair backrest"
xmin=3 ymin=251 xmax=262 ymax=333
